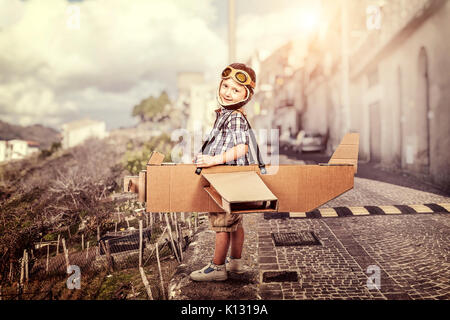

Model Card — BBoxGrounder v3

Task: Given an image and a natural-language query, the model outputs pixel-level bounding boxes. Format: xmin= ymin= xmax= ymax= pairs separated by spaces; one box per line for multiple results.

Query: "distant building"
xmin=25 ymin=140 xmax=40 ymax=157
xmin=0 ymin=141 xmax=7 ymax=162
xmin=175 ymin=72 xmax=205 ymax=130
xmin=174 ymin=72 xmax=219 ymax=162
xmin=61 ymin=119 xmax=107 ymax=149
xmin=187 ymin=83 xmax=217 ymax=133
xmin=9 ymin=139 xmax=28 ymax=160
xmin=175 ymin=72 xmax=218 ymax=132
xmin=0 ymin=139 xmax=40 ymax=162
xmin=248 ymin=41 xmax=308 ymax=139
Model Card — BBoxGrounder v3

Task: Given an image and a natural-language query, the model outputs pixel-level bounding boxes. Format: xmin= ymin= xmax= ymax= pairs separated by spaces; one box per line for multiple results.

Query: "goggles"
xmin=221 ymin=66 xmax=255 ymax=89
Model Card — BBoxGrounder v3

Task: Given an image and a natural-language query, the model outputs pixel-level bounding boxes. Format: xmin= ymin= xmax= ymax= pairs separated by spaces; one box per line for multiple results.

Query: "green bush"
xmin=39 ymin=141 xmax=62 ymax=160
xmin=123 ymin=133 xmax=174 ymax=175
xmin=43 ymin=232 xmax=58 ymax=241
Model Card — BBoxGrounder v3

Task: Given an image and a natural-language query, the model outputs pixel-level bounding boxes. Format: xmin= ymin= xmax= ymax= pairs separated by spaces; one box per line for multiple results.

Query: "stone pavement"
xmin=168 ymin=155 xmax=450 ymax=300
xmin=258 ymin=213 xmax=449 ymax=300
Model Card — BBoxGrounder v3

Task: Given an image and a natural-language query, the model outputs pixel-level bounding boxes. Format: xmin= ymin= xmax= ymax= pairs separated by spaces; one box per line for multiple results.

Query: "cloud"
xmin=235 ymin=1 xmax=321 ymax=61
xmin=0 ymin=0 xmax=227 ymax=129
xmin=0 ymin=0 xmax=319 ymax=130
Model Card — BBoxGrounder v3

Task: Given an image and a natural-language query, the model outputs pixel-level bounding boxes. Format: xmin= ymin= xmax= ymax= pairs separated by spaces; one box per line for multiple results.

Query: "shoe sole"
xmin=191 ymin=276 xmax=228 ymax=282
xmin=228 ymin=270 xmax=245 ymax=274
xmin=190 ymin=271 xmax=228 ymax=282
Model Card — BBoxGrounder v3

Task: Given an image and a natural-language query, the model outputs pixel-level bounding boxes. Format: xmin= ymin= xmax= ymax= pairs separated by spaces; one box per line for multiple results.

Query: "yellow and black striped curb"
xmin=264 ymin=203 xmax=450 ymax=219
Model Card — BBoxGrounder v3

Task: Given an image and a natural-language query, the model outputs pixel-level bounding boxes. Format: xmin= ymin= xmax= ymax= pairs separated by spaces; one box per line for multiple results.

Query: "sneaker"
xmin=190 ymin=261 xmax=227 ymax=281
xmin=226 ymin=256 xmax=244 ymax=274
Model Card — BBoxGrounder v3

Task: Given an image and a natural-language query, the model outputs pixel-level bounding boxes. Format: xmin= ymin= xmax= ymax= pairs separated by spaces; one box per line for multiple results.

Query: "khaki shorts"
xmin=208 ymin=211 xmax=243 ymax=232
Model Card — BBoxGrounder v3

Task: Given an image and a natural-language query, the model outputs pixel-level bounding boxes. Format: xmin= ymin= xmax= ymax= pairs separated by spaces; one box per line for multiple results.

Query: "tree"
xmin=132 ymin=91 xmax=171 ymax=122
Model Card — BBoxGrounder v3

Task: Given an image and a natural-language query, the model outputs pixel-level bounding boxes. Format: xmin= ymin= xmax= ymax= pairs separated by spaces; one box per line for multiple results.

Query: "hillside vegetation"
xmin=0 ymin=90 xmax=189 ymax=299
xmin=0 ymin=128 xmax=178 ymax=291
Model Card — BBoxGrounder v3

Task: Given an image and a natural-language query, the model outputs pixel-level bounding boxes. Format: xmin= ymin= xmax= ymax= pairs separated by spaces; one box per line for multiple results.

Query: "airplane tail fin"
xmin=328 ymin=133 xmax=360 ymax=174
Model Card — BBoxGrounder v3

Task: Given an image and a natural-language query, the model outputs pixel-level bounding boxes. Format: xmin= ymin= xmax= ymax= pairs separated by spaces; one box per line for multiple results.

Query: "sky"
xmin=0 ymin=0 xmax=319 ymax=130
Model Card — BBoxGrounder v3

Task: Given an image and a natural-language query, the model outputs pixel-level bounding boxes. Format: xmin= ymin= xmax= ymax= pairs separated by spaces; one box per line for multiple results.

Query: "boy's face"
xmin=219 ymin=78 xmax=247 ymax=105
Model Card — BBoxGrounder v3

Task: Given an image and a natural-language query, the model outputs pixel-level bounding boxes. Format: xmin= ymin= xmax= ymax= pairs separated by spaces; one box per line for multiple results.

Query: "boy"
xmin=190 ymin=63 xmax=257 ymax=281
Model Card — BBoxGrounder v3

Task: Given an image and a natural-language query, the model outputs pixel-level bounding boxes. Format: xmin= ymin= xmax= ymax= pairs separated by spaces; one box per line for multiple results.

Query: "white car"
xmin=293 ymin=131 xmax=327 ymax=154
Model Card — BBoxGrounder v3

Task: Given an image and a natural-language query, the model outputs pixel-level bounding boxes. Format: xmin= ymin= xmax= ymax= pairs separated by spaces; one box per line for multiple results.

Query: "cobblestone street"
xmin=258 ymin=213 xmax=449 ymax=300
xmin=169 ymin=155 xmax=450 ymax=300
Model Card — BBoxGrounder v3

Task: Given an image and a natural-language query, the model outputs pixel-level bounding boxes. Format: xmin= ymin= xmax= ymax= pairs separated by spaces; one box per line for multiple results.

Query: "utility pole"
xmin=341 ymin=0 xmax=351 ymax=136
xmin=228 ymin=0 xmax=236 ymax=64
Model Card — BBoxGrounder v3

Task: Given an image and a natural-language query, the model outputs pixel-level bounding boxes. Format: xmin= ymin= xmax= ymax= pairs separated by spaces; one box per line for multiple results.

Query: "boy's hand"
xmin=196 ymin=154 xmax=221 ymax=168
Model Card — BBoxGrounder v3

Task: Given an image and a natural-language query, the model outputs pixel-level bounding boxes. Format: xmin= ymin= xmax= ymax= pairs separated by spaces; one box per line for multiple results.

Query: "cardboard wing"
xmin=202 ymin=171 xmax=278 ymax=214
xmin=124 ymin=133 xmax=359 ymax=214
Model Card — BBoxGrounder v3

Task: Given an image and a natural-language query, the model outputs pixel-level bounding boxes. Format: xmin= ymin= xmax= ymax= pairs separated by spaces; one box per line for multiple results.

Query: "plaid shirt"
xmin=203 ymin=106 xmax=253 ymax=165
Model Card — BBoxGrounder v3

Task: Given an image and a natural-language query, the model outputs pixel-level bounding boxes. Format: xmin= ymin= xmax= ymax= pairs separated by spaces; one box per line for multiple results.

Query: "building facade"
xmin=247 ymin=0 xmax=449 ymax=191
xmin=248 ymin=42 xmax=308 ymax=141
xmin=304 ymin=0 xmax=450 ymax=191
xmin=0 ymin=139 xmax=40 ymax=162
xmin=61 ymin=119 xmax=107 ymax=149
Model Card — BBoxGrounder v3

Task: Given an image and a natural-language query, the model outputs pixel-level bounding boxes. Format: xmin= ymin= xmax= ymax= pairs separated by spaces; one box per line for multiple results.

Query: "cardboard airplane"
xmin=124 ymin=132 xmax=359 ymax=214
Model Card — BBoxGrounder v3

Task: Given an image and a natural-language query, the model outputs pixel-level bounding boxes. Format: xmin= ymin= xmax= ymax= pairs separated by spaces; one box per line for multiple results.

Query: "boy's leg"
xmin=190 ymin=229 xmax=229 ymax=282
xmin=190 ymin=212 xmax=244 ymax=281
xmin=213 ymin=232 xmax=230 ymax=265
xmin=230 ymin=226 xmax=244 ymax=259
xmin=226 ymin=226 xmax=245 ymax=273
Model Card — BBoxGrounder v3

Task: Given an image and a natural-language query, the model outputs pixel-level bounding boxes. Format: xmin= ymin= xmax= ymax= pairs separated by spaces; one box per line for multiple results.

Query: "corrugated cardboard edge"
xmin=204 ymin=186 xmax=223 ymax=209
xmin=204 ymin=185 xmax=279 ymax=214
xmin=138 ymin=170 xmax=146 ymax=202
xmin=231 ymin=207 xmax=279 ymax=214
